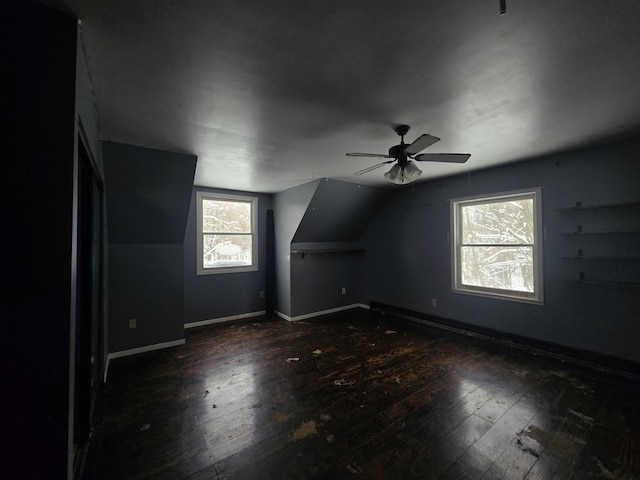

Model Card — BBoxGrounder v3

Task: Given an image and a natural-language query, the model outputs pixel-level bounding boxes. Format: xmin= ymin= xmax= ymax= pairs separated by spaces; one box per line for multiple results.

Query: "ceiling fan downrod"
xmin=391 ymin=124 xmax=411 ymax=165
xmin=394 ymin=124 xmax=410 ymax=144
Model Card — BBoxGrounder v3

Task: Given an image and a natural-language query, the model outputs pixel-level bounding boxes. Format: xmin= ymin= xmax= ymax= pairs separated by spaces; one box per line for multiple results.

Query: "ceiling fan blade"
xmin=404 ymin=134 xmax=440 ymax=155
xmin=353 ymin=160 xmax=395 ymax=176
xmin=414 ymin=153 xmax=471 ymax=163
xmin=346 ymin=152 xmax=393 ymax=158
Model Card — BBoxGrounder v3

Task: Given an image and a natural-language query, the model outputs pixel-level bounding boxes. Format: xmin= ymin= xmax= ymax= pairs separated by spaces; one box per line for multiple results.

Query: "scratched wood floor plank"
xmin=82 ymin=309 xmax=640 ymax=480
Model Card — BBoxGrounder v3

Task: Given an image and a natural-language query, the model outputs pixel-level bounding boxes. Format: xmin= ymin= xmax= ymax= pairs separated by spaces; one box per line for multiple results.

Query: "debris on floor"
xmin=313 ymin=349 xmax=322 ymax=355
xmin=516 ymin=436 xmax=540 ymax=458
xmin=385 ymin=330 xmax=397 ymax=334
xmin=270 ymin=411 xmax=289 ymax=423
xmin=286 ymin=357 xmax=300 ymax=362
xmin=326 ymin=434 xmax=335 ymax=443
xmin=334 ymin=378 xmax=356 ymax=386
xmin=347 ymin=463 xmax=363 ymax=474
xmin=212 ymin=404 xmax=217 ymax=408
xmin=204 ymin=390 xmax=210 ymax=397
xmin=518 ymin=424 xmax=586 ymax=458
xmin=569 ymin=409 xmax=594 ymax=423
xmin=290 ymin=420 xmax=317 ymax=441
xmin=140 ymin=423 xmax=151 ymax=431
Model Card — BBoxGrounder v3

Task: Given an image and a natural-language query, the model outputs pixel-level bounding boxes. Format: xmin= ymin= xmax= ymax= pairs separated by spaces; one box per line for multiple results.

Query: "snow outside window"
xmin=197 ymin=192 xmax=258 ymax=275
xmin=451 ymin=188 xmax=543 ymax=304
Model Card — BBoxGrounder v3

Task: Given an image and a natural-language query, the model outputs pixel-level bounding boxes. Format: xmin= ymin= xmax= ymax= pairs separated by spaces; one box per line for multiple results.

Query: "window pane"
xmin=202 ymin=199 xmax=251 ymax=233
xmin=203 ymin=234 xmax=253 ymax=268
xmin=461 ymin=199 xmax=534 ymax=245
xmin=461 ymin=246 xmax=534 ymax=292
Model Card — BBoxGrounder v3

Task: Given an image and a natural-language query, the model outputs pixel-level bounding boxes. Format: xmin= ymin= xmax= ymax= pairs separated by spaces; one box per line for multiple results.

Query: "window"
xmin=196 ymin=192 xmax=258 ymax=274
xmin=451 ymin=188 xmax=543 ymax=304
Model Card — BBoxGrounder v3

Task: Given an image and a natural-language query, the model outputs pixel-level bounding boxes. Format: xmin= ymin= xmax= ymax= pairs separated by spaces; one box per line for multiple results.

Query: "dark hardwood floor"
xmin=82 ymin=309 xmax=640 ymax=479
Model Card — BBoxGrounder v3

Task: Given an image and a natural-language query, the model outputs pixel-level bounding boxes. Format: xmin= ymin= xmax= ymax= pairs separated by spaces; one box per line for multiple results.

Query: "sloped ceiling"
xmin=103 ymin=142 xmax=197 ymax=244
xmin=79 ymin=1 xmax=640 ymax=193
xmin=293 ymin=180 xmax=388 ymax=244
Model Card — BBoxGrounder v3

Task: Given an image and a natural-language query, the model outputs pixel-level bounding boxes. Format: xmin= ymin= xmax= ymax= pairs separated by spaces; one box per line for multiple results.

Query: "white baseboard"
xmin=277 ymin=303 xmax=367 ymax=322
xmin=184 ymin=310 xmax=266 ymax=329
xmin=104 ymin=339 xmax=185 ymax=382
xmin=275 ymin=311 xmax=292 ymax=321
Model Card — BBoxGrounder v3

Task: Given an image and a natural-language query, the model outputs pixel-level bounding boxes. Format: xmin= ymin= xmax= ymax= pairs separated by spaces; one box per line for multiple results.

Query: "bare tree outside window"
xmin=197 ymin=193 xmax=258 ymax=274
xmin=202 ymin=199 xmax=252 ymax=267
xmin=452 ymin=190 xmax=543 ymax=304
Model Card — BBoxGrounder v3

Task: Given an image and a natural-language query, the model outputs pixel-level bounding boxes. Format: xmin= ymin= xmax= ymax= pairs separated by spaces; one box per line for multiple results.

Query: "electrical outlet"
xmin=341 ymin=287 xmax=346 ymax=294
xmin=259 ymin=290 xmax=264 ymax=298
xmin=431 ymin=299 xmax=437 ymax=307
xmin=129 ymin=318 xmax=137 ymax=329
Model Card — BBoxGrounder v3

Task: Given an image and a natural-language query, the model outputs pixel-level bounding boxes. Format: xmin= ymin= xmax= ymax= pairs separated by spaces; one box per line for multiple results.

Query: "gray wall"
xmin=273 ymin=180 xmax=320 ymax=317
xmin=293 ymin=179 xmax=389 ymax=243
xmin=289 ymin=179 xmax=388 ymax=317
xmin=360 ymin=137 xmax=640 ymax=363
xmin=104 ymin=142 xmax=196 ymax=244
xmin=290 ymin=252 xmax=362 ymax=315
xmin=183 ymin=187 xmax=273 ymax=324
xmin=109 ymin=244 xmax=185 ymax=349
xmin=273 ymin=179 xmax=388 ymax=318
xmin=104 ymin=142 xmax=196 ymax=352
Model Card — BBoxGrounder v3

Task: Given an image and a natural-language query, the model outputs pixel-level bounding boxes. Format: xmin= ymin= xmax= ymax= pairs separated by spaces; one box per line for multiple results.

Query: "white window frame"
xmin=196 ymin=191 xmax=258 ymax=275
xmin=451 ymin=188 xmax=544 ymax=304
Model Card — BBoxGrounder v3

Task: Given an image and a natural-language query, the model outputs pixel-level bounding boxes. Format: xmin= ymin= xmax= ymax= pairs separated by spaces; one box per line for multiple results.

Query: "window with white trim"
xmin=196 ymin=192 xmax=258 ymax=275
xmin=451 ymin=188 xmax=543 ymax=304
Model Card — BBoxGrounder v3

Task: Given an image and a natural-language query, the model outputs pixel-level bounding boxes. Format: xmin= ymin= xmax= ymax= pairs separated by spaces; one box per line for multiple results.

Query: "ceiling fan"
xmin=346 ymin=124 xmax=470 ymax=184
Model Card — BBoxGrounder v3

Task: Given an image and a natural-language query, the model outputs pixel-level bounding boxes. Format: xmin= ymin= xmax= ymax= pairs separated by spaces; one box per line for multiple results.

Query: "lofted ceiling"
xmin=77 ymin=0 xmax=640 ymax=193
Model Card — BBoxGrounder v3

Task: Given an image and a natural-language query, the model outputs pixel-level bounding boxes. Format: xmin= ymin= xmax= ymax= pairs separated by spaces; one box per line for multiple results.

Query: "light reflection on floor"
xmin=455 ymin=374 xmax=542 ymax=477
xmin=199 ymin=359 xmax=259 ymax=462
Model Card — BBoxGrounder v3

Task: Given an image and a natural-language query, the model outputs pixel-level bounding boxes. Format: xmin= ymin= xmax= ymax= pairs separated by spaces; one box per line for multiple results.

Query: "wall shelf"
xmin=555 ymin=200 xmax=640 ymax=287
xmin=559 ymin=230 xmax=640 ymax=235
xmin=557 ymin=256 xmax=640 ymax=260
xmin=561 ymin=278 xmax=640 ymax=288
xmin=554 ymin=200 xmax=640 ymax=212
xmin=291 ymin=248 xmax=365 ymax=259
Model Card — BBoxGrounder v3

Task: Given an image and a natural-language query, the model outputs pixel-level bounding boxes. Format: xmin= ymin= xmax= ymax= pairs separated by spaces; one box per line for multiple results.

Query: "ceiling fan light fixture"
xmin=404 ymin=160 xmax=422 ymax=181
xmin=384 ymin=164 xmax=401 ymax=183
xmin=384 ymin=161 xmax=422 ymax=184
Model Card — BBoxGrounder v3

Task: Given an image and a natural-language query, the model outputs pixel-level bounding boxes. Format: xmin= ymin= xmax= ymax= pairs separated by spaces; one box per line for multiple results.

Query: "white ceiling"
xmin=78 ymin=0 xmax=640 ymax=193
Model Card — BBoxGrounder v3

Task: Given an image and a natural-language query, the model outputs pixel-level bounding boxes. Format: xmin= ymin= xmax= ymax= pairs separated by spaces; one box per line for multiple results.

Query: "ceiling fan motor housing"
xmin=389 ymin=144 xmax=409 ymax=165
